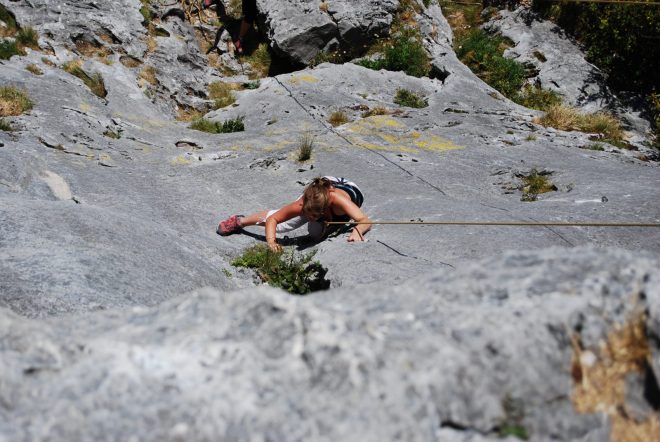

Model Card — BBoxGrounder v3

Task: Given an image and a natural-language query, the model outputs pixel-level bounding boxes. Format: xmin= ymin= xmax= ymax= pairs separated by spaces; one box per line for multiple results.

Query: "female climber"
xmin=217 ymin=176 xmax=371 ymax=252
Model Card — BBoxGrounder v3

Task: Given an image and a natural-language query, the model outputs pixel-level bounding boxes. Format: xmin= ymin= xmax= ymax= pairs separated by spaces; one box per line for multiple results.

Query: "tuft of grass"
xmin=327 ymin=110 xmax=348 ymax=127
xmin=208 ymin=81 xmax=236 ymax=109
xmin=518 ymin=168 xmax=557 ymax=201
xmin=535 ymin=105 xmax=624 ymax=140
xmin=580 ymin=143 xmax=605 ymax=151
xmin=0 ymin=86 xmax=33 ymax=117
xmin=0 ymin=5 xmax=18 ymax=37
xmin=62 ymin=60 xmax=107 ymax=98
xmin=394 ymin=88 xmax=428 ymax=108
xmin=25 ymin=64 xmax=43 ymax=75
xmin=297 ymin=132 xmax=314 ymax=161
xmin=139 ymin=65 xmax=158 ymax=86
xmin=103 ymin=129 xmax=121 ymax=139
xmin=0 ymin=40 xmax=23 ymax=60
xmin=231 ymin=244 xmax=330 ymax=295
xmin=190 ymin=116 xmax=245 ymax=133
xmin=572 ymin=314 xmax=659 ymax=442
xmin=357 ymin=27 xmax=430 ymax=78
xmin=525 ymin=133 xmax=537 ymax=142
xmin=0 ymin=118 xmax=13 ymax=131
xmin=456 ymin=29 xmax=526 ymax=99
xmin=362 ymin=106 xmax=392 ymax=118
xmin=243 ymin=80 xmax=261 ymax=90
xmin=15 ymin=27 xmax=39 ymax=50
xmin=243 ymin=43 xmax=271 ymax=79
xmin=514 ymin=84 xmax=562 ymax=111
xmin=176 ymin=107 xmax=204 ymax=122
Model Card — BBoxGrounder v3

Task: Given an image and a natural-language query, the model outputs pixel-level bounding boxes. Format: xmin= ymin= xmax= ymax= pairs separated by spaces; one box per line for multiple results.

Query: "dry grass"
xmin=146 ymin=35 xmax=157 ymax=53
xmin=297 ymin=132 xmax=315 ymax=161
xmin=26 ymin=64 xmax=43 ymax=75
xmin=535 ymin=105 xmax=624 ymax=140
xmin=41 ymin=57 xmax=55 ymax=67
xmin=0 ymin=86 xmax=33 ymax=117
xmin=176 ymin=107 xmax=204 ymax=122
xmin=362 ymin=106 xmax=392 ymax=118
xmin=139 ymin=65 xmax=159 ymax=86
xmin=208 ymin=81 xmax=237 ymax=109
xmin=572 ymin=314 xmax=660 ymax=442
xmin=120 ymin=56 xmax=142 ymax=68
xmin=62 ymin=60 xmax=107 ymax=98
xmin=327 ymin=110 xmax=348 ymax=127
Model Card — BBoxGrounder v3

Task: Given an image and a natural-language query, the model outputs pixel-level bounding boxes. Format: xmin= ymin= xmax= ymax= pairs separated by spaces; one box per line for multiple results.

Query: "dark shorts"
xmin=242 ymin=0 xmax=257 ymax=23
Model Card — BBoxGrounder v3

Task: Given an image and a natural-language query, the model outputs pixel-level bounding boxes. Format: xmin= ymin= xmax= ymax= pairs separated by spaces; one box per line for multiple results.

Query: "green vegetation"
xmin=456 ymin=29 xmax=526 ymax=99
xmin=0 ymin=86 xmax=33 ymax=117
xmin=0 ymin=40 xmax=22 ymax=60
xmin=498 ymin=425 xmax=528 ymax=440
xmin=231 ymin=244 xmax=330 ymax=295
xmin=362 ymin=106 xmax=391 ymax=118
xmin=243 ymin=43 xmax=271 ymax=79
xmin=327 ymin=110 xmax=348 ymax=127
xmin=297 ymin=132 xmax=314 ymax=161
xmin=243 ymin=80 xmax=261 ymax=90
xmin=103 ymin=129 xmax=121 ymax=139
xmin=0 ymin=4 xmax=18 ymax=36
xmin=357 ymin=27 xmax=430 ymax=78
xmin=515 ymin=84 xmax=562 ymax=111
xmin=16 ymin=27 xmax=39 ymax=50
xmin=394 ymin=88 xmax=428 ymax=108
xmin=0 ymin=118 xmax=13 ymax=131
xmin=62 ymin=60 xmax=107 ymax=98
xmin=518 ymin=168 xmax=557 ymax=202
xmin=525 ymin=133 xmax=537 ymax=142
xmin=190 ymin=116 xmax=245 ymax=133
xmin=580 ymin=143 xmax=605 ymax=151
xmin=535 ymin=105 xmax=624 ymax=141
xmin=208 ymin=81 xmax=236 ymax=109
xmin=139 ymin=0 xmax=152 ymax=26
xmin=25 ymin=64 xmax=43 ymax=75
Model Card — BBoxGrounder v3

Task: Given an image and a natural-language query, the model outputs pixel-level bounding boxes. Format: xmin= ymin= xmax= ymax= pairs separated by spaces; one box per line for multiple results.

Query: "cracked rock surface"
xmin=1 ymin=0 xmax=659 ymax=440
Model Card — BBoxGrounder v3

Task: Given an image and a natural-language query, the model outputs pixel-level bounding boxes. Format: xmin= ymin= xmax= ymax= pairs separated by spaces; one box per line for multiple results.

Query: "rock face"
xmin=1 ymin=248 xmax=659 ymax=441
xmin=483 ymin=8 xmax=652 ymax=136
xmin=256 ymin=0 xmax=399 ymax=64
xmin=1 ymin=0 xmax=660 ymax=440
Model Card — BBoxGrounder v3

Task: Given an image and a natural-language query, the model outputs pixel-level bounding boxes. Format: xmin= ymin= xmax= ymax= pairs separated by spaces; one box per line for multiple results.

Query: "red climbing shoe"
xmin=202 ymin=0 xmax=214 ymax=9
xmin=233 ymin=37 xmax=244 ymax=55
xmin=217 ymin=214 xmax=243 ymax=236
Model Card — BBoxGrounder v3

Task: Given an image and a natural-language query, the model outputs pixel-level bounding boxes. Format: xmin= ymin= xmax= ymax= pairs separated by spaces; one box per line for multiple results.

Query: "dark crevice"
xmin=643 ymin=361 xmax=660 ymax=410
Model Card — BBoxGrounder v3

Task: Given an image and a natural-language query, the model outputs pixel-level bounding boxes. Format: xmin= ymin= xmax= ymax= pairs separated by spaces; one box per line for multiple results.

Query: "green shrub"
xmin=0 ymin=118 xmax=13 ymax=131
xmin=62 ymin=60 xmax=107 ymax=98
xmin=394 ymin=88 xmax=428 ymax=108
xmin=0 ymin=86 xmax=33 ymax=117
xmin=514 ymin=85 xmax=562 ymax=111
xmin=0 ymin=40 xmax=23 ymax=60
xmin=0 ymin=5 xmax=18 ymax=35
xmin=231 ymin=244 xmax=330 ymax=295
xmin=16 ymin=27 xmax=39 ymax=50
xmin=518 ymin=168 xmax=557 ymax=201
xmin=243 ymin=80 xmax=261 ymax=90
xmin=190 ymin=116 xmax=245 ymax=133
xmin=357 ymin=27 xmax=430 ymax=78
xmin=139 ymin=0 xmax=152 ymax=26
xmin=297 ymin=132 xmax=314 ymax=161
xmin=456 ymin=29 xmax=526 ymax=99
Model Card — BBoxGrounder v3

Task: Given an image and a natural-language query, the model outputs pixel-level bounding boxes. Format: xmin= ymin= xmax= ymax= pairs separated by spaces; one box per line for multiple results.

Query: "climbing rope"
xmin=324 ymin=220 xmax=660 ymax=227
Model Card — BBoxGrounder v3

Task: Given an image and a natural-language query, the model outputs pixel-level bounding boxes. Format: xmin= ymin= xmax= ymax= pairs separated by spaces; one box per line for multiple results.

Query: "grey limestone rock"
xmin=256 ymin=0 xmax=399 ymax=65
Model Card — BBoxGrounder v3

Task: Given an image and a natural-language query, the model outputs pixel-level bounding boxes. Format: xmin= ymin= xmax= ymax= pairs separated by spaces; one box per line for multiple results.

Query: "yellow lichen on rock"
xmin=171 ymin=155 xmax=192 ymax=165
xmin=288 ymin=74 xmax=319 ymax=85
xmin=345 ymin=116 xmax=462 ymax=153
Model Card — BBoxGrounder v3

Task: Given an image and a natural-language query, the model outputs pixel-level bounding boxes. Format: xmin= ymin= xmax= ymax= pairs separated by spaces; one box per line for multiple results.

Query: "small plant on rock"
xmin=231 ymin=244 xmax=330 ymax=295
xmin=514 ymin=84 xmax=562 ymax=111
xmin=244 ymin=43 xmax=271 ymax=79
xmin=327 ymin=110 xmax=348 ymax=127
xmin=62 ymin=60 xmax=107 ymax=98
xmin=357 ymin=27 xmax=430 ymax=78
xmin=394 ymin=88 xmax=428 ymax=108
xmin=25 ymin=64 xmax=43 ymax=75
xmin=139 ymin=65 xmax=158 ymax=86
xmin=517 ymin=168 xmax=557 ymax=202
xmin=0 ymin=86 xmax=33 ymax=117
xmin=208 ymin=81 xmax=236 ymax=109
xmin=362 ymin=106 xmax=392 ymax=118
xmin=0 ymin=41 xmax=22 ymax=60
xmin=190 ymin=115 xmax=245 ymax=134
xmin=297 ymin=132 xmax=315 ymax=161
xmin=16 ymin=27 xmax=39 ymax=50
xmin=0 ymin=118 xmax=13 ymax=131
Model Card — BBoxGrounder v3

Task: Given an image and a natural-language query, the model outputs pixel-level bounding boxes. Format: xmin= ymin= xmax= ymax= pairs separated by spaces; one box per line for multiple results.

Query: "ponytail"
xmin=302 ymin=177 xmax=332 ymax=216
